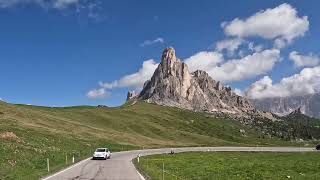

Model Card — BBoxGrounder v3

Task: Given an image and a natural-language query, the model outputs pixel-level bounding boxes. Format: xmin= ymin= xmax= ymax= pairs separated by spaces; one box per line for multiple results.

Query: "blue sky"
xmin=0 ymin=0 xmax=319 ymax=107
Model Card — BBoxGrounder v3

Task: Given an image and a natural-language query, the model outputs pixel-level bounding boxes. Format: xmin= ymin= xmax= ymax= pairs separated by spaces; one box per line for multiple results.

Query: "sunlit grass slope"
xmin=0 ymin=101 xmax=300 ymax=179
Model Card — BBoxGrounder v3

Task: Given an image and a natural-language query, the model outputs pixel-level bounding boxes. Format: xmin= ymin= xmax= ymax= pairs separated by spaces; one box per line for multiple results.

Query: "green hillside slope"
xmin=0 ymin=101 xmax=309 ymax=179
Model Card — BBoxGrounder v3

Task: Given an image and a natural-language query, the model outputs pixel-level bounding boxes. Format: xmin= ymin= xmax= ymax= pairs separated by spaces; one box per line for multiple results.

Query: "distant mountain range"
xmin=252 ymin=93 xmax=320 ymax=118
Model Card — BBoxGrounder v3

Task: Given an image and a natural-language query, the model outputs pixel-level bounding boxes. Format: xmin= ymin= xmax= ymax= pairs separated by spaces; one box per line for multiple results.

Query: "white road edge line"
xmin=131 ymin=160 xmax=146 ymax=180
xmin=41 ymin=157 xmax=91 ymax=180
xmin=136 ymin=168 xmax=146 ymax=180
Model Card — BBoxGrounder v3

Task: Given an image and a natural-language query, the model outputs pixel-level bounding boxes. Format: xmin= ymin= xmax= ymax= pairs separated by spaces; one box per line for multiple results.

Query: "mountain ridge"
xmin=134 ymin=47 xmax=255 ymax=116
xmin=252 ymin=93 xmax=320 ymax=118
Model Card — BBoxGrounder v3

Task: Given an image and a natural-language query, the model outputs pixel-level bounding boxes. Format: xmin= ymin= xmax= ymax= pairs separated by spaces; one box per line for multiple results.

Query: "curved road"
xmin=42 ymin=147 xmax=315 ymax=180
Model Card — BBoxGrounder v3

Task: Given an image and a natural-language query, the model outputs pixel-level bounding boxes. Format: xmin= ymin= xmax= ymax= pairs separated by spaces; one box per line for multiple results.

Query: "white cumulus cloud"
xmin=248 ymin=42 xmax=263 ymax=52
xmin=87 ymin=59 xmax=158 ymax=99
xmin=222 ymin=3 xmax=309 ymax=48
xmin=186 ymin=49 xmax=280 ymax=83
xmin=140 ymin=37 xmax=164 ymax=47
xmin=87 ymin=88 xmax=107 ymax=99
xmin=234 ymin=88 xmax=244 ymax=96
xmin=99 ymin=59 xmax=159 ymax=90
xmin=211 ymin=49 xmax=280 ymax=82
xmin=215 ymin=38 xmax=244 ymax=55
xmin=289 ymin=51 xmax=320 ymax=67
xmin=185 ymin=51 xmax=224 ymax=73
xmin=246 ymin=66 xmax=320 ymax=99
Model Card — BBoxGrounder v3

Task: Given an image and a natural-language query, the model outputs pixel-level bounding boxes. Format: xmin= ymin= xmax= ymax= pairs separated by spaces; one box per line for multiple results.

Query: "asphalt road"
xmin=42 ymin=147 xmax=316 ymax=180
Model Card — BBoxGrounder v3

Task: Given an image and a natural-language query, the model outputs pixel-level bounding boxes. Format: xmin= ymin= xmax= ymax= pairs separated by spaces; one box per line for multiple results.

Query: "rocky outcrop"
xmin=288 ymin=107 xmax=304 ymax=116
xmin=137 ymin=47 xmax=255 ymax=115
xmin=252 ymin=94 xmax=320 ymax=118
xmin=126 ymin=91 xmax=137 ymax=101
xmin=97 ymin=105 xmax=108 ymax=108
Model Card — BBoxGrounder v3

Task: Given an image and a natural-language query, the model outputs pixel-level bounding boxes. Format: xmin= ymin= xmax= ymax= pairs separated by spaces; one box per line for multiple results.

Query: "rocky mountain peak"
xmin=192 ymin=70 xmax=208 ymax=78
xmin=162 ymin=47 xmax=176 ymax=63
xmin=161 ymin=47 xmax=177 ymax=77
xmin=158 ymin=47 xmax=189 ymax=79
xmin=284 ymin=106 xmax=313 ymax=120
xmin=289 ymin=107 xmax=304 ymax=116
xmin=126 ymin=91 xmax=137 ymax=101
xmin=137 ymin=47 xmax=255 ymax=115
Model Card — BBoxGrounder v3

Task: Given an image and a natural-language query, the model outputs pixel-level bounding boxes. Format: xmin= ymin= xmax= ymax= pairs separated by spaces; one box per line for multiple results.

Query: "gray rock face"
xmin=126 ymin=91 xmax=137 ymax=101
xmin=287 ymin=107 xmax=304 ymax=117
xmin=252 ymin=93 xmax=320 ymax=118
xmin=138 ymin=47 xmax=254 ymax=114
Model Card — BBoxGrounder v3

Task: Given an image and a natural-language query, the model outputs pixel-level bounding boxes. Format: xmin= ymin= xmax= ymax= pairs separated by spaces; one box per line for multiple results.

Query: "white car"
xmin=92 ymin=148 xmax=111 ymax=160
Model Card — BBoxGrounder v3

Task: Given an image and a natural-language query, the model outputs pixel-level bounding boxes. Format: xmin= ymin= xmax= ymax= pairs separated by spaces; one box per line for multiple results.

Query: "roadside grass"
xmin=0 ymin=124 xmax=135 ymax=179
xmin=136 ymin=152 xmax=320 ymax=180
xmin=0 ymin=101 xmax=315 ymax=179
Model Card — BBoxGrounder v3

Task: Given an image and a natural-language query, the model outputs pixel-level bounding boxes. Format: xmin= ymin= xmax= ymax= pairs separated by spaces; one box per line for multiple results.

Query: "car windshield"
xmin=96 ymin=149 xmax=106 ymax=152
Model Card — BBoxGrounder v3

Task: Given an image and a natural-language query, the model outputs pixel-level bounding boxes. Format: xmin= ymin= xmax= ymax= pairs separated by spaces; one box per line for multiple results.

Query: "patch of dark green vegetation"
xmin=251 ymin=113 xmax=320 ymax=141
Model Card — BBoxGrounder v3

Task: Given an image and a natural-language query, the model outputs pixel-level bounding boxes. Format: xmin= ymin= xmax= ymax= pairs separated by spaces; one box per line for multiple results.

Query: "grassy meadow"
xmin=0 ymin=101 xmax=313 ymax=179
xmin=136 ymin=152 xmax=320 ymax=179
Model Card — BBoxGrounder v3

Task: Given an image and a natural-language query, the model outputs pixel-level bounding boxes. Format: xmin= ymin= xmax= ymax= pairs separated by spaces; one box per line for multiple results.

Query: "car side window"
xmin=96 ymin=149 xmax=106 ymax=152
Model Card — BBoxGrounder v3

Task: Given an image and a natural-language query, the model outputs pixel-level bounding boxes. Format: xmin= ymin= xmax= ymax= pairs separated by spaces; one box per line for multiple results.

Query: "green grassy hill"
xmin=0 ymin=101 xmax=310 ymax=179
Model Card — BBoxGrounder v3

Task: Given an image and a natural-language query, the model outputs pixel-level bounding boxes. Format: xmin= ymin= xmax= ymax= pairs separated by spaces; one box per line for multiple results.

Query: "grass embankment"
xmin=136 ymin=152 xmax=320 ymax=179
xmin=0 ymin=101 xmax=310 ymax=179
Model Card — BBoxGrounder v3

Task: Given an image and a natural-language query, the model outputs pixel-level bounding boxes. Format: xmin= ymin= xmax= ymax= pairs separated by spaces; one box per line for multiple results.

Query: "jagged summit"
xmin=126 ymin=91 xmax=137 ymax=101
xmin=137 ymin=47 xmax=254 ymax=115
xmin=289 ymin=107 xmax=304 ymax=115
xmin=161 ymin=47 xmax=176 ymax=63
